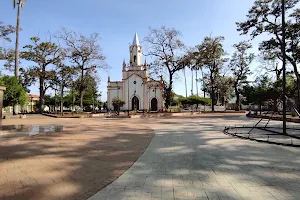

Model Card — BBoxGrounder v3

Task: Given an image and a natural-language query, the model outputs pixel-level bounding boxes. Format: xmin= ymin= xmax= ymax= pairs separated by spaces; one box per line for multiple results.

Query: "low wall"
xmin=247 ymin=113 xmax=300 ymax=123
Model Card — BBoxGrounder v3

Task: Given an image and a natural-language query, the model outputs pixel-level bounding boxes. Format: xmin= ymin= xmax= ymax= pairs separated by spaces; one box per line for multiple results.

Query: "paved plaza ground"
xmin=1 ymin=114 xmax=300 ymax=200
xmin=0 ymin=115 xmax=154 ymax=200
xmin=89 ymin=114 xmax=300 ymax=200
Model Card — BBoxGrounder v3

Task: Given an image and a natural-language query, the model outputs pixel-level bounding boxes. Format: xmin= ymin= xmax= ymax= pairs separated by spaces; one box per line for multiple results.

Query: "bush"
xmin=130 ymin=110 xmax=137 ymax=115
xmin=178 ymin=95 xmax=211 ymax=106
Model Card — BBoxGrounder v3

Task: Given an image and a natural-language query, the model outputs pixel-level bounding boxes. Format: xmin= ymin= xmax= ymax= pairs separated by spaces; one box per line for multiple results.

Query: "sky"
xmin=0 ymin=0 xmax=263 ymax=101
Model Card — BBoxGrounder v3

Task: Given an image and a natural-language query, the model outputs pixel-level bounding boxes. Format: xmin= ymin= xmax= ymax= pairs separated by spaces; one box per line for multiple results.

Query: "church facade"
xmin=107 ymin=33 xmax=164 ymax=111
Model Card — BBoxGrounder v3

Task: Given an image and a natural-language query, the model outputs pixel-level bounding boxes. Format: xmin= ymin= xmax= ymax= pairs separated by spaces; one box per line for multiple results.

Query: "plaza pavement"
xmin=89 ymin=114 xmax=300 ymax=200
xmin=0 ymin=115 xmax=154 ymax=200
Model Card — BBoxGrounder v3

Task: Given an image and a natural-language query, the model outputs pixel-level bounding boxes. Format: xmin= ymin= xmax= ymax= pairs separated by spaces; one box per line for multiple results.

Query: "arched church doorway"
xmin=151 ymin=98 xmax=158 ymax=111
xmin=132 ymin=96 xmax=139 ymax=111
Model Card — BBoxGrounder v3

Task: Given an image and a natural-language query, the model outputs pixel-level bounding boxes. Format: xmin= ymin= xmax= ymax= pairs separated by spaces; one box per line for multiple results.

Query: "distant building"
xmin=3 ymin=94 xmax=49 ymax=114
xmin=107 ymin=33 xmax=164 ymax=111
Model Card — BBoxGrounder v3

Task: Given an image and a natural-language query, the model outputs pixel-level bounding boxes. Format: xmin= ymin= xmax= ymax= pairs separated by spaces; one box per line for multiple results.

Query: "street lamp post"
xmin=282 ymin=0 xmax=287 ymax=134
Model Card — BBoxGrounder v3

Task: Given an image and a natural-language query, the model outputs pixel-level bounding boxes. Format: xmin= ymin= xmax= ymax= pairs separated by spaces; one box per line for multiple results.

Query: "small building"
xmin=107 ymin=33 xmax=164 ymax=111
xmin=3 ymin=94 xmax=49 ymax=114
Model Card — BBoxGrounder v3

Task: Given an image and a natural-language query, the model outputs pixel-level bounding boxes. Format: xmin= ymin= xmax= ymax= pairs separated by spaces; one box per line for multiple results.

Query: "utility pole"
xmin=282 ymin=0 xmax=287 ymax=134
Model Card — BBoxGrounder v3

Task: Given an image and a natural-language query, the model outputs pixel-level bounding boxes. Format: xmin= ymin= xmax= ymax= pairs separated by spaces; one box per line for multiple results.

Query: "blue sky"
xmin=0 ymin=0 xmax=261 ymax=100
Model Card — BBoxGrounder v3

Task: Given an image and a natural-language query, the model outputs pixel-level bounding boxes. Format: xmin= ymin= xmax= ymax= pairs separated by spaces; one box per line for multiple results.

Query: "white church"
xmin=107 ymin=33 xmax=164 ymax=111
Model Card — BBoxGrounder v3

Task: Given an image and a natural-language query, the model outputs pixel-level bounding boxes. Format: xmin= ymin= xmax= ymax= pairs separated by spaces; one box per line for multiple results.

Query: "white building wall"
xmin=108 ymin=89 xmax=123 ymax=109
xmin=147 ymin=85 xmax=163 ymax=110
xmin=123 ymin=75 xmax=144 ymax=110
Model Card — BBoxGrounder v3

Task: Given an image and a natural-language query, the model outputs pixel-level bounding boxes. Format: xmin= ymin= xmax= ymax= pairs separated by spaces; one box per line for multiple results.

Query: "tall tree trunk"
xmin=296 ymin=75 xmax=300 ymax=112
xmin=39 ymin=77 xmax=44 ymax=114
xmin=191 ymin=68 xmax=193 ymax=96
xmin=234 ymin=84 xmax=240 ymax=111
xmin=60 ymin=84 xmax=64 ymax=116
xmin=15 ymin=1 xmax=21 ymax=77
xmin=80 ymin=69 xmax=84 ymax=109
xmin=165 ymin=73 xmax=173 ymax=109
xmin=196 ymin=70 xmax=199 ymax=96
xmin=203 ymin=90 xmax=206 ymax=112
xmin=80 ymin=92 xmax=84 ymax=110
xmin=13 ymin=3 xmax=21 ymax=115
xmin=259 ymin=104 xmax=262 ymax=115
xmin=210 ymin=74 xmax=215 ymax=112
xmin=287 ymin=59 xmax=300 ymax=111
xmin=72 ymin=87 xmax=75 ymax=116
xmin=183 ymin=68 xmax=187 ymax=97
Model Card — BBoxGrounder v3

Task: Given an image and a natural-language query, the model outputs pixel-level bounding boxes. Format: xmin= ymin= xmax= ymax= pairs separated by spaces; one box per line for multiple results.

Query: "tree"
xmin=112 ymin=97 xmax=125 ymax=115
xmin=0 ymin=21 xmax=15 ymax=60
xmin=0 ymin=75 xmax=27 ymax=113
xmin=215 ymin=75 xmax=234 ymax=108
xmin=22 ymin=37 xmax=62 ymax=113
xmin=58 ymin=28 xmax=106 ymax=109
xmin=259 ymin=55 xmax=282 ymax=81
xmin=50 ymin=64 xmax=77 ymax=116
xmin=13 ymin=0 xmax=27 ymax=77
xmin=143 ymin=26 xmax=185 ymax=109
xmin=196 ymin=36 xmax=227 ymax=111
xmin=179 ymin=53 xmax=193 ymax=98
xmin=71 ymin=72 xmax=99 ymax=111
xmin=0 ymin=21 xmax=15 ymax=41
xmin=237 ymin=0 xmax=300 ymax=110
xmin=178 ymin=95 xmax=211 ymax=108
xmin=241 ymin=76 xmax=273 ymax=114
xmin=44 ymin=95 xmax=57 ymax=112
xmin=229 ymin=41 xmax=254 ymax=110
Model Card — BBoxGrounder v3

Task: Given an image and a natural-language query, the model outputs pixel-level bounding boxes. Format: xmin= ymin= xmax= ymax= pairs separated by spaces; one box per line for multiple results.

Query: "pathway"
xmin=89 ymin=115 xmax=300 ymax=200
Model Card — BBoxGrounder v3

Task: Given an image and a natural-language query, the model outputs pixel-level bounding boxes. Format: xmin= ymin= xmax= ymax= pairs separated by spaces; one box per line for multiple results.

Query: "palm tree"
xmin=13 ymin=0 xmax=26 ymax=78
xmin=183 ymin=67 xmax=188 ymax=97
xmin=180 ymin=54 xmax=191 ymax=98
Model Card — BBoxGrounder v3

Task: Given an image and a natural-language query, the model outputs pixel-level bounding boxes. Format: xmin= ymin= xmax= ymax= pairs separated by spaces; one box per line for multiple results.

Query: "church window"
xmin=133 ymin=81 xmax=136 ymax=84
xmin=134 ymin=55 xmax=137 ymax=62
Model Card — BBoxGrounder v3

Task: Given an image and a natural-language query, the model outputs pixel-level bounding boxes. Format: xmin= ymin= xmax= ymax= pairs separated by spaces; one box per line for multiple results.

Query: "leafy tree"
xmin=229 ymin=41 xmax=254 ymax=110
xmin=112 ymin=97 xmax=125 ymax=115
xmin=50 ymin=64 xmax=77 ymax=116
xmin=13 ymin=0 xmax=27 ymax=77
xmin=22 ymin=37 xmax=62 ymax=113
xmin=196 ymin=36 xmax=227 ymax=111
xmin=178 ymin=95 xmax=211 ymax=107
xmin=258 ymin=55 xmax=282 ymax=81
xmin=58 ymin=28 xmax=106 ymax=108
xmin=241 ymin=76 xmax=273 ymax=114
xmin=0 ymin=75 xmax=27 ymax=114
xmin=0 ymin=21 xmax=15 ymax=41
xmin=72 ymin=72 xmax=99 ymax=111
xmin=215 ymin=75 xmax=234 ymax=107
xmin=0 ymin=21 xmax=15 ymax=60
xmin=44 ymin=94 xmax=58 ymax=112
xmin=237 ymin=0 xmax=300 ymax=110
xmin=143 ymin=26 xmax=185 ymax=108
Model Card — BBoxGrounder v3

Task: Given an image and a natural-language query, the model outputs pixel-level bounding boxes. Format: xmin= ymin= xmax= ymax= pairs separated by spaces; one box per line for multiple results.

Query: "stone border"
xmin=247 ymin=113 xmax=300 ymax=123
xmin=42 ymin=113 xmax=107 ymax=118
xmin=41 ymin=111 xmax=246 ymax=119
xmin=224 ymin=126 xmax=300 ymax=147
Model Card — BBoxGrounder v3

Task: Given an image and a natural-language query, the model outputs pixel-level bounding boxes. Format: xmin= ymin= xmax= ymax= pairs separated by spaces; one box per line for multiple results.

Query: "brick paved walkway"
xmin=89 ymin=115 xmax=300 ymax=200
xmin=0 ymin=116 xmax=154 ymax=200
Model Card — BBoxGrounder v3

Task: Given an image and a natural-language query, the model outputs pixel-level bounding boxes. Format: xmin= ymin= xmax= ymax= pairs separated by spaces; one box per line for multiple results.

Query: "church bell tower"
xmin=129 ymin=33 xmax=142 ymax=67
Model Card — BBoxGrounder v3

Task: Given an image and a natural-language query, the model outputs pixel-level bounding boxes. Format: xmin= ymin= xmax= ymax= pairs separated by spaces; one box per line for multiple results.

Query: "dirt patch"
xmin=0 ymin=116 xmax=154 ymax=200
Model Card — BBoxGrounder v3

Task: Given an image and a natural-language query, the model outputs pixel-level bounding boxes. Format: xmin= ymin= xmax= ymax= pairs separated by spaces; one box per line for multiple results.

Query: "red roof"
xmin=28 ymin=94 xmax=39 ymax=99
